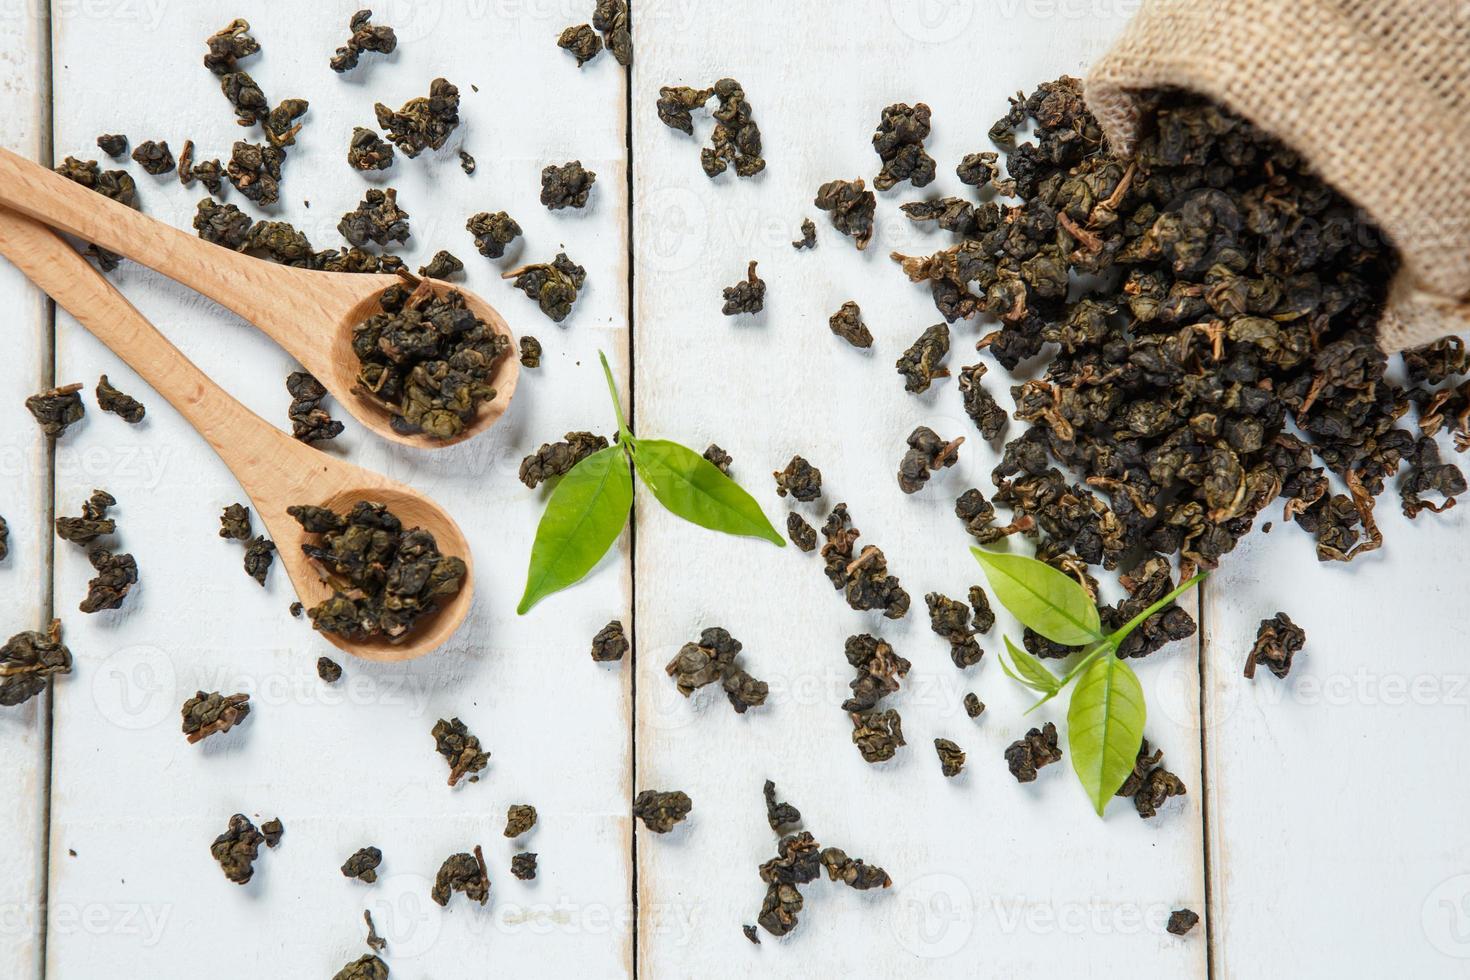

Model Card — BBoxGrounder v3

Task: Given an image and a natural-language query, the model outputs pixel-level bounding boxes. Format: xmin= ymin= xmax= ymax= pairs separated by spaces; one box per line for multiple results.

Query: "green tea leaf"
xmin=1067 ymin=653 xmax=1146 ymax=817
xmin=630 ymin=439 xmax=785 ymax=546
xmin=971 ymin=548 xmax=1103 ymax=646
xmin=1000 ymin=635 xmax=1062 ymax=695
xmin=517 ymin=445 xmax=634 ymax=614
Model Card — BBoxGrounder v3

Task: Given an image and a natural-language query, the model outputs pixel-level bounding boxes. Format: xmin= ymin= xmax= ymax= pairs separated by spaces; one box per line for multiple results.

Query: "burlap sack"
xmin=1085 ymin=0 xmax=1470 ymax=353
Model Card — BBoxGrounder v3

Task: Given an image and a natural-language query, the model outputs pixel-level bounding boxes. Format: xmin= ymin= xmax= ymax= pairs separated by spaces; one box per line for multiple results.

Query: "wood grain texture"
xmin=0 ymin=8 xmax=52 ymax=979
xmin=45 ymin=3 xmax=629 ymax=976
xmin=631 ymin=3 xmax=1206 ymax=976
xmin=1203 ymin=497 xmax=1470 ymax=977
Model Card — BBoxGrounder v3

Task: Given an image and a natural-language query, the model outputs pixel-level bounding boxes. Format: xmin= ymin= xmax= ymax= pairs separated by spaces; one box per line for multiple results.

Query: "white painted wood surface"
xmin=631 ymin=4 xmax=1206 ymax=977
xmin=2 ymin=1 xmax=1467 ymax=978
xmin=0 ymin=8 xmax=53 ymax=979
xmin=44 ymin=3 xmax=629 ymax=977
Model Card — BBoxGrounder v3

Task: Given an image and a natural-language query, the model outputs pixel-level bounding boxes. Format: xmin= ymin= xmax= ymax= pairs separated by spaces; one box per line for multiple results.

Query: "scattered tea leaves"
xmin=431 ymin=846 xmax=489 ymax=906
xmin=829 ymin=301 xmax=872 ymax=348
xmin=519 ymin=336 xmax=542 ymax=368
xmin=375 ymin=78 xmax=460 ymax=157
xmin=721 ymin=260 xmax=765 ymax=315
xmin=467 ymin=210 xmax=521 ymax=258
xmin=540 ymin=161 xmax=596 ymax=210
xmin=895 ymin=324 xmax=950 ymax=393
xmin=210 ymin=813 xmax=264 ymax=884
xmin=773 ymin=455 xmax=822 ymax=501
xmin=317 ymin=657 xmax=343 ymax=683
xmin=243 ymin=536 xmax=276 ymax=586
xmin=504 ymin=253 xmax=587 ymax=322
xmin=511 ymin=852 xmax=538 ymax=880
xmin=591 ymin=619 xmax=628 ymax=662
xmin=898 ymin=426 xmax=962 ymax=494
xmin=504 ymin=804 xmax=538 ymax=838
xmin=96 ymin=375 xmax=145 ymax=423
xmin=330 ymin=9 xmax=397 ymax=72
xmin=814 ymin=178 xmax=875 ymax=249
xmin=1168 ymin=909 xmax=1200 ymax=936
xmin=26 ymin=382 xmax=85 ymax=438
xmin=558 ymin=24 xmax=603 ymax=66
xmin=872 ymin=102 xmax=935 ymax=190
xmin=934 ymin=738 xmax=966 ymax=777
xmin=342 ymin=846 xmax=382 ymax=883
xmin=792 ymin=218 xmax=816 ymax=250
xmin=1245 ymin=612 xmax=1306 ymax=680
xmin=56 ymin=489 xmax=116 ymax=545
xmin=131 ymin=140 xmax=175 ymax=175
xmin=347 ymin=127 xmax=395 ymax=171
xmin=786 ymin=512 xmax=817 ymax=552
xmin=633 ymin=790 xmax=691 ymax=833
xmin=520 ymin=432 xmax=611 ymax=489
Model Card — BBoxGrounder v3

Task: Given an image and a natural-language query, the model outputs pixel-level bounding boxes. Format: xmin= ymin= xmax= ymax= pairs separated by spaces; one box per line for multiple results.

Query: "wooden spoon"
xmin=0 ymin=145 xmax=517 ymax=449
xmin=0 ymin=206 xmax=473 ymax=662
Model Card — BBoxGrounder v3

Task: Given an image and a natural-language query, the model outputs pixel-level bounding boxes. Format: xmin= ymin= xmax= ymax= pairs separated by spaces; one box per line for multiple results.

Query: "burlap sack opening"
xmin=1084 ymin=0 xmax=1470 ymax=353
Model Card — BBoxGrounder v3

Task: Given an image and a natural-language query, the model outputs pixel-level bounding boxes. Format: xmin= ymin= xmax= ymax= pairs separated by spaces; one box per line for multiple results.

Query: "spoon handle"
xmin=0 ymin=205 xmax=301 ymax=472
xmin=0 ymin=146 xmax=319 ymax=349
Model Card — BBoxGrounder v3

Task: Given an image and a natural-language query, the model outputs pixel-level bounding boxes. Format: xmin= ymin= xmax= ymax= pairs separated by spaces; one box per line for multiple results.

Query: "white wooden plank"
xmin=1203 ymin=470 xmax=1470 ymax=977
xmin=47 ymin=3 xmax=630 ymax=977
xmin=632 ymin=4 xmax=1207 ymax=976
xmin=0 ymin=7 xmax=53 ymax=979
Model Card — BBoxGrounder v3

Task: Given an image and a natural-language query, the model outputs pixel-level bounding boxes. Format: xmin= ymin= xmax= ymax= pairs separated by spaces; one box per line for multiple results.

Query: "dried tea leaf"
xmin=1245 ymin=612 xmax=1306 ymax=680
xmin=331 ymin=9 xmax=397 ymax=72
xmin=95 ymin=375 xmax=145 ymax=423
xmin=431 ymin=846 xmax=489 ymax=906
xmin=820 ymin=504 xmax=910 ymax=619
xmin=243 ymin=536 xmax=276 ymax=586
xmin=504 ymin=253 xmax=586 ymax=322
xmin=363 ymin=910 xmax=386 ymax=953
xmin=520 ymin=432 xmax=611 ymax=489
xmin=286 ymin=370 xmax=343 ymax=445
xmin=504 ymin=804 xmax=538 ymax=838
xmin=180 ymin=691 xmax=251 ymax=744
xmin=702 ymin=444 xmax=732 ymax=474
xmin=342 ymin=846 xmax=382 ymax=883
xmin=432 ymin=717 xmax=489 ymax=787
xmin=898 ymin=426 xmax=963 ymax=494
xmin=958 ymin=363 xmax=1006 ymax=440
xmin=632 ymin=789 xmax=691 ymax=833
xmin=850 ymin=708 xmax=905 ymax=763
xmin=210 ymin=813 xmax=264 ymax=884
xmin=1167 ymin=909 xmax=1200 ymax=936
xmin=819 ymin=847 xmax=891 ymax=890
xmin=591 ymin=619 xmax=628 ymax=662
xmin=557 ymin=24 xmax=602 ymax=66
xmin=0 ymin=620 xmax=71 ymax=708
xmin=786 ymin=512 xmax=817 ymax=552
xmin=925 ymin=592 xmax=982 ymax=667
xmin=80 ymin=549 xmax=137 ymax=613
xmin=720 ymin=260 xmax=765 ymax=316
xmin=702 ymin=78 xmax=764 ymax=178
xmin=131 ymin=140 xmax=174 ymax=176
xmin=792 ymin=218 xmax=816 ymax=250
xmin=419 ymin=250 xmax=464 ymax=280
xmin=895 ymin=324 xmax=950 ymax=393
xmin=814 ymin=178 xmax=875 ymax=249
xmin=592 ymin=0 xmax=632 ymax=65
xmin=203 ymin=18 xmax=259 ymax=74
xmin=56 ymin=489 xmax=116 ymax=545
xmin=375 ymin=78 xmax=460 ymax=157
xmin=842 ymin=633 xmax=910 ymax=713
xmin=963 ymin=692 xmax=985 ymax=718
xmin=458 ymin=150 xmax=475 ymax=175
xmin=773 ymin=455 xmax=822 ymax=501
xmin=540 ymin=161 xmax=596 ymax=210
xmin=1004 ymin=721 xmax=1062 ymax=782
xmin=260 ymin=818 xmax=283 ymax=848
xmin=829 ymin=301 xmax=872 ymax=348
xmin=26 ymin=382 xmax=85 ymax=438
xmin=226 ymin=141 xmax=284 ymax=205
xmin=519 ymin=336 xmax=542 ymax=368
xmin=511 ymin=852 xmax=538 ymax=880
xmin=317 ymin=657 xmax=343 ymax=683
xmin=333 ymin=955 xmax=388 ymax=980
xmin=466 ymin=211 xmax=521 ymax=259
xmin=339 ymin=188 xmax=410 ymax=247
xmin=96 ymin=133 xmax=127 ymax=157
xmin=872 ymin=102 xmax=935 ymax=191
xmin=347 ymin=127 xmax=395 ymax=171
xmin=763 ymin=779 xmax=801 ymax=832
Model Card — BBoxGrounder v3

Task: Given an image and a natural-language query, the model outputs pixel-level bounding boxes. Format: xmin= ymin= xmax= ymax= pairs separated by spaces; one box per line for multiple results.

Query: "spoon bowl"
xmin=329 ymin=277 xmax=517 ymax=448
xmin=0 ymin=145 xmax=518 ymax=449
xmin=0 ymin=205 xmax=474 ymax=662
xmin=264 ymin=485 xmax=475 ymax=663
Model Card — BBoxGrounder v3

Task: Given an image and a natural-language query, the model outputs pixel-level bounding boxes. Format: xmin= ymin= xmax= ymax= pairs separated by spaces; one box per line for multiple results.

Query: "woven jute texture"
xmin=1085 ymin=0 xmax=1470 ymax=352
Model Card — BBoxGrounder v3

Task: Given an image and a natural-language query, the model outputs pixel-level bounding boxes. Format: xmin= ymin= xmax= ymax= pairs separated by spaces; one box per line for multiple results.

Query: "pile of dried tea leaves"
xmin=350 ymin=276 xmax=511 ymax=439
xmin=288 ymin=501 xmax=467 ymax=641
xmin=893 ymin=77 xmax=1465 ymax=576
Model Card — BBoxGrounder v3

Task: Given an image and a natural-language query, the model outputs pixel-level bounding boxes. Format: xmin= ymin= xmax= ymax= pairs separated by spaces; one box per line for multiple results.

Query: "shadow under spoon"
xmin=0 ymin=205 xmax=473 ymax=662
xmin=0 ymin=145 xmax=518 ymax=449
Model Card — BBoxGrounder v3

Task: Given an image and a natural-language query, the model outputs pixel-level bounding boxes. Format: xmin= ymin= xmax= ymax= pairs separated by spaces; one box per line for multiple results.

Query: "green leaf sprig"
xmin=518 ymin=352 xmax=784 ymax=613
xmin=972 ymin=548 xmax=1204 ymax=816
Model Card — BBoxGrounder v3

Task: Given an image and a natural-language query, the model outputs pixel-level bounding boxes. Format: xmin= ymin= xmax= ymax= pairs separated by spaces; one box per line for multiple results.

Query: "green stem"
xmin=1104 ymin=572 xmax=1207 ymax=646
xmin=598 ymin=350 xmax=633 ymax=444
